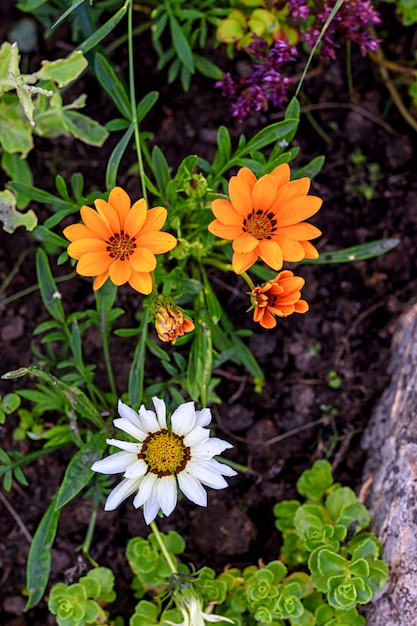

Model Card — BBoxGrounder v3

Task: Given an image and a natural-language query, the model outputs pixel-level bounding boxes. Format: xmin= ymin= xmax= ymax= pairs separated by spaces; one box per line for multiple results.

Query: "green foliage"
xmin=48 ymin=567 xmax=115 ymax=626
xmin=383 ymin=0 xmax=417 ymax=25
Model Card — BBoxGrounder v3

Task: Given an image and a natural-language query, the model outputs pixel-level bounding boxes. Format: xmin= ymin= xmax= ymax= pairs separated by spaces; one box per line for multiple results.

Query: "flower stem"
xmin=127 ymin=0 xmax=148 ymax=203
xmin=150 ymin=519 xmax=178 ymax=574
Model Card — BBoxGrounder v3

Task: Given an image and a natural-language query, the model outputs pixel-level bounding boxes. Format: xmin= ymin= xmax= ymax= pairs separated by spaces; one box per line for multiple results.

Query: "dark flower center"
xmin=106 ymin=230 xmax=136 ymax=260
xmin=243 ymin=210 xmax=277 ymax=240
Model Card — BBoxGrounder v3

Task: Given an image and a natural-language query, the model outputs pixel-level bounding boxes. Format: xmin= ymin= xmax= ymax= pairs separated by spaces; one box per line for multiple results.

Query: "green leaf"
xmin=94 ymin=52 xmax=131 ymax=120
xmin=187 ymin=307 xmax=212 ymax=405
xmin=152 ymin=146 xmax=171 ymax=192
xmin=26 ymin=496 xmax=61 ymax=609
xmin=304 ymin=239 xmax=400 ymax=264
xmin=77 ymin=2 xmax=129 ymax=55
xmin=55 ymin=433 xmax=107 ymax=509
xmin=37 ymin=50 xmax=88 ymax=87
xmin=1 ymin=151 xmax=33 ymax=208
xmin=169 ymin=15 xmax=195 ymax=74
xmin=128 ymin=306 xmax=150 ymax=407
xmin=36 ymin=248 xmax=66 ymax=322
xmin=106 ymin=122 xmax=134 ymax=189
xmin=50 ymin=0 xmax=87 ymax=30
xmin=0 ymin=188 xmax=37 ymax=233
xmin=61 ymin=110 xmax=109 ymax=146
xmin=194 ymin=53 xmax=223 ymax=80
xmin=245 ymin=119 xmax=298 ymax=153
xmin=0 ymin=98 xmax=33 ymax=158
xmin=137 ymin=91 xmax=159 ymax=123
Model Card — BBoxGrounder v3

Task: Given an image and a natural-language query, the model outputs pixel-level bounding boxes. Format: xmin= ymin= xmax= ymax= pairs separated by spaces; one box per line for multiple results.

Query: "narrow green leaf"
xmin=293 ymin=155 xmax=325 ymax=180
xmin=106 ymin=122 xmax=134 ymax=189
xmin=77 ymin=2 xmax=128 ymax=54
xmin=194 ymin=53 xmax=223 ymax=80
xmin=62 ymin=110 xmax=109 ymax=146
xmin=187 ymin=308 xmax=212 ymax=405
xmin=245 ymin=119 xmax=298 ymax=153
xmin=94 ymin=52 xmax=131 ymax=120
xmin=25 ymin=496 xmax=61 ymax=609
xmin=169 ymin=15 xmax=195 ymax=73
xmin=9 ymin=182 xmax=73 ymax=209
xmin=36 ymin=248 xmax=66 ymax=323
xmin=55 ymin=433 xmax=107 ymax=509
xmin=128 ymin=306 xmax=150 ymax=407
xmin=152 ymin=146 xmax=171 ymax=192
xmin=51 ymin=0 xmax=86 ymax=30
xmin=137 ymin=91 xmax=159 ymax=123
xmin=303 ymin=239 xmax=400 ymax=264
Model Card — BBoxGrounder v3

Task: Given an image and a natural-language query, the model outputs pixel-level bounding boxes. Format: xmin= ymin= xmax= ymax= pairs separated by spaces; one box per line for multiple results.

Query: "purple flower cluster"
xmin=216 ymin=0 xmax=382 ymax=121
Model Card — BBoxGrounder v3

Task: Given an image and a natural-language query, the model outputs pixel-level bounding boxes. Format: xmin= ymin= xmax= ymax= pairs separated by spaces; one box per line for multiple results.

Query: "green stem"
xmin=127 ymin=0 xmax=148 ymax=203
xmin=80 ymin=493 xmax=100 ymax=567
xmin=203 ymin=257 xmax=233 ymax=273
xmin=150 ymin=519 xmax=178 ymax=574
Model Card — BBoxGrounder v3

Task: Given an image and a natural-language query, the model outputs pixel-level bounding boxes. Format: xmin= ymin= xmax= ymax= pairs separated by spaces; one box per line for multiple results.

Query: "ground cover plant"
xmin=1 ymin=0 xmax=417 ymax=624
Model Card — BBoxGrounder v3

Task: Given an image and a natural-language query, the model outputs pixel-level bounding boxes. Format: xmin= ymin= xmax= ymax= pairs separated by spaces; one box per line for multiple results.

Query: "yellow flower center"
xmin=243 ymin=210 xmax=277 ymax=240
xmin=106 ymin=230 xmax=137 ymax=260
xmin=139 ymin=429 xmax=190 ymax=476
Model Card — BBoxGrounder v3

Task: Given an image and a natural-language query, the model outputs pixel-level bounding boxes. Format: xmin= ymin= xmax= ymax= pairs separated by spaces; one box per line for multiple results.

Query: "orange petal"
xmin=68 ymin=238 xmax=107 ymax=256
xmin=211 ymin=199 xmax=243 ymax=225
xmin=258 ymin=239 xmax=283 ymax=271
xmin=273 ymin=237 xmax=305 ymax=261
xmin=274 ymin=196 xmax=322 ymax=226
xmin=108 ymin=187 xmax=131 ymax=225
xmin=270 ymin=163 xmax=290 ymax=188
xmin=128 ymin=271 xmax=153 ymax=294
xmin=63 ymin=223 xmax=96 ymax=242
xmin=77 ymin=251 xmax=112 ymax=276
xmin=252 ymin=174 xmax=277 ymax=213
xmin=80 ymin=206 xmax=113 ymax=240
xmin=295 ymin=300 xmax=309 ymax=313
xmin=135 ymin=231 xmax=177 ymax=254
xmin=232 ymin=249 xmax=258 ymax=274
xmin=258 ymin=309 xmax=277 ymax=329
xmin=94 ymin=199 xmax=121 ymax=235
xmin=279 ymin=222 xmax=322 ymax=240
xmin=229 ymin=175 xmax=254 ymax=217
xmin=237 ymin=167 xmax=257 ymax=189
xmin=301 ymin=240 xmax=319 ymax=258
xmin=93 ymin=271 xmax=110 ymax=290
xmin=232 ymin=232 xmax=258 ymax=253
xmin=124 ymin=198 xmax=147 ymax=236
xmin=109 ymin=259 xmax=132 ymax=285
xmin=137 ymin=206 xmax=168 ymax=235
xmin=279 ymin=275 xmax=305 ymax=292
xmin=272 ymin=178 xmax=311 ymax=208
xmin=208 ymin=220 xmax=242 ymax=240
xmin=129 ymin=247 xmax=157 ymax=272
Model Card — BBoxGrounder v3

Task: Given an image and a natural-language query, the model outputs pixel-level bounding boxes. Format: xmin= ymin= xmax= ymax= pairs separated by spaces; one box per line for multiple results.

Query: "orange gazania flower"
xmin=208 ymin=164 xmax=322 ymax=274
xmin=155 ymin=302 xmax=195 ymax=344
xmin=63 ymin=187 xmax=177 ymax=294
xmin=251 ymin=270 xmax=309 ymax=329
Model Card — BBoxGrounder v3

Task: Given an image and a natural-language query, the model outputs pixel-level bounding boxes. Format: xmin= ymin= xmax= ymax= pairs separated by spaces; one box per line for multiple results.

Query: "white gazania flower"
xmin=91 ymin=397 xmax=237 ymax=524
xmin=167 ymin=589 xmax=235 ymax=626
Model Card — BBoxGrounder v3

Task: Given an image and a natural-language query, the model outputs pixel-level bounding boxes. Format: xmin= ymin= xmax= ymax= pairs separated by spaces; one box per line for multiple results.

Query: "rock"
xmin=361 ymin=302 xmax=417 ymax=625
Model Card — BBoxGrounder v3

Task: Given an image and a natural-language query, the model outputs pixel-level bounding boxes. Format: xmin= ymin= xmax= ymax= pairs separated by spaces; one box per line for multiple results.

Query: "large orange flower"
xmin=251 ymin=270 xmax=309 ymax=329
xmin=63 ymin=187 xmax=177 ymax=294
xmin=208 ymin=164 xmax=322 ymax=274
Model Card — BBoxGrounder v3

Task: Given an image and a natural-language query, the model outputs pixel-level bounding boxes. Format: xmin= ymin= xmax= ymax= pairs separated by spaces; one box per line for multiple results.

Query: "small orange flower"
xmin=251 ymin=270 xmax=308 ymax=329
xmin=155 ymin=302 xmax=195 ymax=344
xmin=63 ymin=187 xmax=177 ymax=294
xmin=208 ymin=164 xmax=322 ymax=274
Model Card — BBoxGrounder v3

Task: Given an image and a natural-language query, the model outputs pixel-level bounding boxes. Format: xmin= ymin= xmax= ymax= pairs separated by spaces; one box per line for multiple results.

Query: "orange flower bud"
xmin=155 ymin=303 xmax=195 ymax=344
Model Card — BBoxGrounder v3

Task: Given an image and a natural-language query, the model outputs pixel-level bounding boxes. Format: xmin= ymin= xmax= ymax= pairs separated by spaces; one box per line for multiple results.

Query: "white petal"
xmin=104 ymin=476 xmax=141 ymax=510
xmin=152 ymin=397 xmax=167 ymax=429
xmin=171 ymin=401 xmax=196 ymax=435
xmin=143 ymin=491 xmax=161 ymax=524
xmin=195 ymin=407 xmax=212 ymax=427
xmin=191 ymin=438 xmax=232 ymax=459
xmin=124 ymin=458 xmax=148 ymax=478
xmin=207 ymin=457 xmax=238 ymax=476
xmin=137 ymin=405 xmax=159 ymax=432
xmin=183 ymin=426 xmax=209 ymax=448
xmin=91 ymin=451 xmax=136 ymax=474
xmin=117 ymin=399 xmax=141 ymax=425
xmin=113 ymin=417 xmax=147 ymax=442
xmin=106 ymin=438 xmax=141 ymax=453
xmin=178 ymin=471 xmax=207 ymax=507
xmin=133 ymin=472 xmax=157 ymax=508
xmin=186 ymin=460 xmax=229 ymax=489
xmin=157 ymin=475 xmax=177 ymax=516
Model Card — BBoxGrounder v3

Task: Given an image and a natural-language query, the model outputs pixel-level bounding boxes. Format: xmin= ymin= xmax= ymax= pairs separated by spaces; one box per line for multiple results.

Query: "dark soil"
xmin=1 ymin=4 xmax=417 ymax=625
